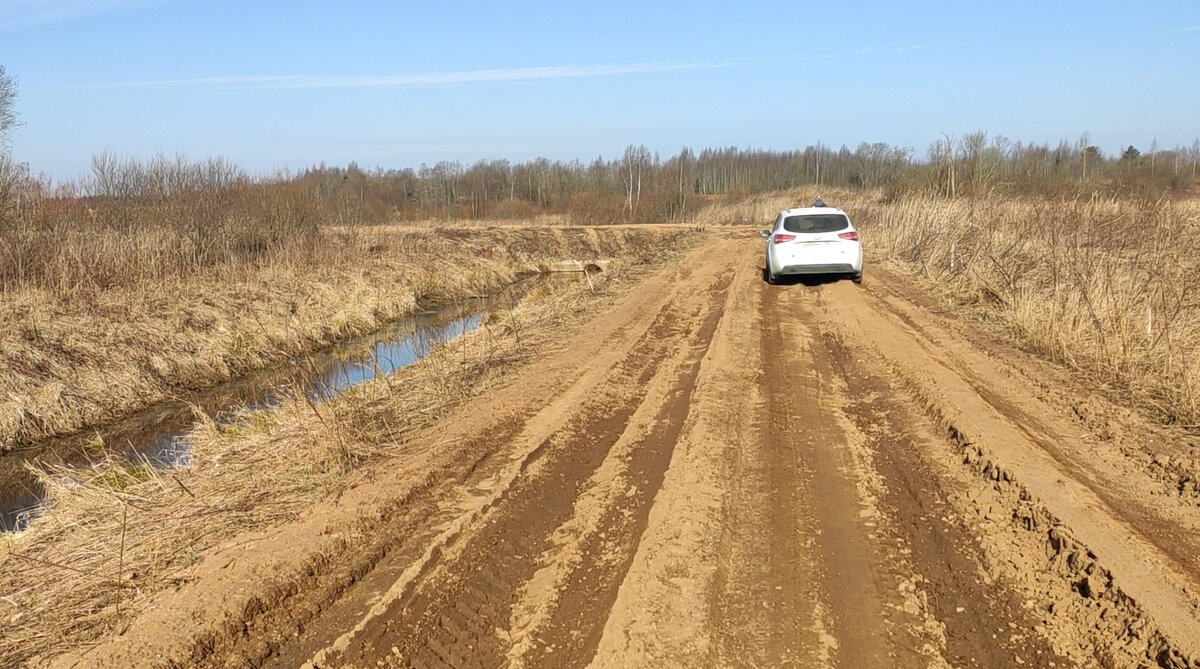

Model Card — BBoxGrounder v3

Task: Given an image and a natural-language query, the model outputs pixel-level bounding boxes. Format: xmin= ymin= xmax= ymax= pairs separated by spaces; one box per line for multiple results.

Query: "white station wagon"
xmin=761 ymin=199 xmax=863 ymax=284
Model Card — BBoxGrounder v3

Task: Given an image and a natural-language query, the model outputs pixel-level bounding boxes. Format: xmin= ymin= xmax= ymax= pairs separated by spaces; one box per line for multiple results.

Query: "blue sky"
xmin=2 ymin=0 xmax=1198 ymax=180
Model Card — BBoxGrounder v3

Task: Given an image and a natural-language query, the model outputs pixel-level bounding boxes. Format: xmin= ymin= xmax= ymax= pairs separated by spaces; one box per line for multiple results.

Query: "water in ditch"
xmin=0 ymin=283 xmax=544 ymax=533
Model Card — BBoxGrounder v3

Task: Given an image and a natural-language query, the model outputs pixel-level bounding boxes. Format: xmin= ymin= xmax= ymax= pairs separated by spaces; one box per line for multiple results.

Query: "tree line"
xmin=4 ymin=134 xmax=1195 ymax=229
xmin=287 ymin=133 xmax=1199 ymax=224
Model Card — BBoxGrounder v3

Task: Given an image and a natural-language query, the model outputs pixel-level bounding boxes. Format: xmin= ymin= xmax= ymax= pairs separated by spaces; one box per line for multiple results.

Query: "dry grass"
xmin=689 ymin=187 xmax=865 ymax=227
xmin=0 ymin=225 xmax=673 ymax=453
xmin=378 ymin=213 xmax=573 ymax=228
xmin=853 ymin=191 xmax=1200 ymax=426
xmin=0 ymin=251 xmax=670 ymax=666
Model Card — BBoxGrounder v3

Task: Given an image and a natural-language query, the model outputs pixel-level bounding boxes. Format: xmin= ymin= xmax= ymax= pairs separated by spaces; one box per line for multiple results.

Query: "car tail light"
xmin=838 ymin=231 xmax=859 ymax=241
xmin=772 ymin=234 xmax=796 ymax=244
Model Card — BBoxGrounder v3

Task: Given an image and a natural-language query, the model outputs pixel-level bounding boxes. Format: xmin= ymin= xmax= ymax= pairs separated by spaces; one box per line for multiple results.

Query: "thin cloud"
xmin=1109 ymin=25 xmax=1200 ymax=38
xmin=1154 ymin=25 xmax=1200 ymax=35
xmin=0 ymin=0 xmax=160 ymax=28
xmin=69 ymin=59 xmax=751 ymax=92
xmin=53 ymin=47 xmax=926 ymax=92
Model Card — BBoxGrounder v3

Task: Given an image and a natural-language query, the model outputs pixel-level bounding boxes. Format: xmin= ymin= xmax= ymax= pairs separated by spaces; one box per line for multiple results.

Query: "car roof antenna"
xmin=812 ymin=196 xmax=826 ymax=207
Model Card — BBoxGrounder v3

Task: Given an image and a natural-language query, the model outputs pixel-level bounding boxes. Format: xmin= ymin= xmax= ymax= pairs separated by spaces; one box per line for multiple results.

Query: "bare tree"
xmin=958 ymin=131 xmax=994 ymax=195
xmin=621 ymin=145 xmax=651 ymax=215
xmin=1078 ymin=132 xmax=1091 ymax=181
xmin=0 ymin=65 xmax=16 ymax=148
xmin=1192 ymin=139 xmax=1199 ymax=181
xmin=928 ymin=134 xmax=956 ymax=196
xmin=0 ymin=66 xmax=20 ymax=219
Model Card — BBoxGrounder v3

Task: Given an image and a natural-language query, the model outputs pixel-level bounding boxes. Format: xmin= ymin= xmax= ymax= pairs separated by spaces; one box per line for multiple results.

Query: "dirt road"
xmin=63 ymin=232 xmax=1200 ymax=668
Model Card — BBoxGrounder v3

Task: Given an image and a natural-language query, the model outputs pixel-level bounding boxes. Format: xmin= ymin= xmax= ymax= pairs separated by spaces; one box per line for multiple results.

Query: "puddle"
xmin=0 ymin=279 xmax=553 ymax=532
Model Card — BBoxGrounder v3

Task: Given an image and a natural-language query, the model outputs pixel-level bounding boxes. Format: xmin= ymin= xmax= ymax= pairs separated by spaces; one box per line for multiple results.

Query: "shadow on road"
xmin=760 ymin=267 xmax=850 ymax=287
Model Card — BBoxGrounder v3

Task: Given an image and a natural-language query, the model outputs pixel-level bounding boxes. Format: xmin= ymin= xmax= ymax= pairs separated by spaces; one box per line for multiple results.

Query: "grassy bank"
xmin=0 ymin=225 xmax=675 ymax=453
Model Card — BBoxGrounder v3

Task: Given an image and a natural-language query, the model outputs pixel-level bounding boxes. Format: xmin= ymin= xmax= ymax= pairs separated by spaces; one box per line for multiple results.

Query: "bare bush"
xmin=0 ymin=154 xmax=346 ymax=295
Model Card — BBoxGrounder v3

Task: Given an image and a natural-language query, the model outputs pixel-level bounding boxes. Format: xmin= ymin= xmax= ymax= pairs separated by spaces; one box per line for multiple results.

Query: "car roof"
xmin=779 ymin=206 xmax=850 ymax=217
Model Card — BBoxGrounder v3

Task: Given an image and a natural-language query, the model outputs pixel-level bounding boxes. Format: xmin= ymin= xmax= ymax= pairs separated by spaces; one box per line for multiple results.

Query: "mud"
xmin=38 ymin=233 xmax=1200 ymax=669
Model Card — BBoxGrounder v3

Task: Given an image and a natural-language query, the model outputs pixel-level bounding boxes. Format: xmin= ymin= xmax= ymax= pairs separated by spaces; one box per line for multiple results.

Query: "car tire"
xmin=851 ymin=272 xmax=863 ymax=284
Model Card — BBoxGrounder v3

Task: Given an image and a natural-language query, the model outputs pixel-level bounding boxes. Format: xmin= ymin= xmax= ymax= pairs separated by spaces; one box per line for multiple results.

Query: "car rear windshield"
xmin=782 ymin=214 xmax=850 ymax=233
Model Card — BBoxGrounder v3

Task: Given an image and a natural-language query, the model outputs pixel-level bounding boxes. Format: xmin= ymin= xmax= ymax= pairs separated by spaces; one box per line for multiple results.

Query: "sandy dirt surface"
xmin=50 ymin=231 xmax=1200 ymax=668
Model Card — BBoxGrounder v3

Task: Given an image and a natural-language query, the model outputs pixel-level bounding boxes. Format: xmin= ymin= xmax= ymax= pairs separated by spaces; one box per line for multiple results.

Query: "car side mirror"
xmin=759 ymin=230 xmax=770 ymax=238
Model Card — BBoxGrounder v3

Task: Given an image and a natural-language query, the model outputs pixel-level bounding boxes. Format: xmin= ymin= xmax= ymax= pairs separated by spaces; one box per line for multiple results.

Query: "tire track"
xmin=706 ymin=261 xmax=777 ymax=668
xmin=519 ymin=271 xmax=733 ymax=668
xmin=586 ymin=245 xmax=771 ymax=668
xmin=867 ymin=280 xmax=1200 ymax=589
xmin=323 ymin=271 xmax=733 ymax=669
xmin=242 ymin=249 xmax=732 ymax=669
xmin=759 ymin=286 xmax=893 ymax=667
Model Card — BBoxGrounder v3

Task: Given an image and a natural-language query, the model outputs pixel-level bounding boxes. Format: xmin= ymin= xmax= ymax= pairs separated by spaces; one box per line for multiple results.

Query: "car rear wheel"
xmin=851 ymin=272 xmax=863 ymax=284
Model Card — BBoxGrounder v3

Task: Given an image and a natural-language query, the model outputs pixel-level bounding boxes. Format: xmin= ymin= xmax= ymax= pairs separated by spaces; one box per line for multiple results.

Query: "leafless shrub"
xmin=0 ymin=153 xmax=363 ymax=296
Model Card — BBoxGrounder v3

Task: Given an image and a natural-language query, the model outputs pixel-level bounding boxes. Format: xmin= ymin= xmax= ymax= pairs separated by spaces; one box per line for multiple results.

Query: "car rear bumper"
xmin=778 ymin=263 xmax=859 ymax=275
xmin=767 ymin=242 xmax=862 ymax=277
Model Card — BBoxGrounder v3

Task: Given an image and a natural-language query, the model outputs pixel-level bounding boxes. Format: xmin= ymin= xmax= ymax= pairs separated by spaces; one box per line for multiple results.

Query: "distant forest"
xmin=7 ymin=133 xmax=1199 ymax=226
xmin=289 ymin=133 xmax=1200 ymax=223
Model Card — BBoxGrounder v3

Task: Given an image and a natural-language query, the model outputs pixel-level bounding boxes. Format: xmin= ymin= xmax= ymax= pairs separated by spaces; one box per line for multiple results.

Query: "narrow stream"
xmin=0 ymin=280 xmax=547 ymax=533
